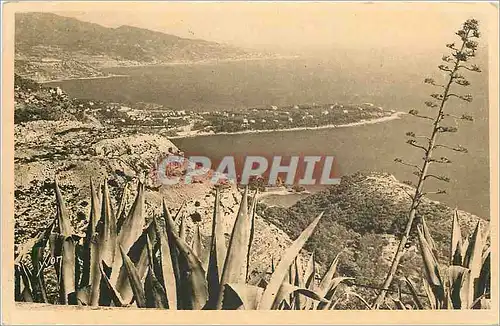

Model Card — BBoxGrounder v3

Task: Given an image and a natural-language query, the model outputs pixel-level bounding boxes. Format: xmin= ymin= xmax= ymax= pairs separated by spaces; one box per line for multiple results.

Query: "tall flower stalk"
xmin=373 ymin=19 xmax=482 ymax=309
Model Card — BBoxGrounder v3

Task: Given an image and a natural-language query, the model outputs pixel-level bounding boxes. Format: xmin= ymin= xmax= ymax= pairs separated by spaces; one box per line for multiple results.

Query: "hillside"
xmin=258 ymin=172 xmax=488 ymax=301
xmin=15 ymin=12 xmax=267 ymax=82
xmin=14 ymin=76 xmax=300 ymax=288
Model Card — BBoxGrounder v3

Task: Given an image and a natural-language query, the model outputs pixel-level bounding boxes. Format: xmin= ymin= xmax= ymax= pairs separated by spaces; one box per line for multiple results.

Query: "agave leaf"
xmin=418 ymin=226 xmax=447 ymax=308
xmin=30 ymin=222 xmax=54 ymax=303
xmin=115 ymin=225 xmax=151 ymax=305
xmin=448 ymin=265 xmax=471 ymax=309
xmin=444 ymin=286 xmax=454 ymax=309
xmin=273 ymin=282 xmax=328 ymax=309
xmin=463 ymin=222 xmax=485 ymax=303
xmin=421 ymin=217 xmax=437 ymax=257
xmin=246 ymin=190 xmax=258 ymax=281
xmin=59 ymin=236 xmax=76 ymax=305
xmin=287 ymin=258 xmax=296 ymax=308
xmin=304 ymin=251 xmax=316 ymax=289
xmin=153 ymin=213 xmax=177 ymax=310
xmin=293 ymin=257 xmax=303 ymax=309
xmin=144 ymin=267 xmax=169 ymax=308
xmin=422 ymin=277 xmax=437 ymax=309
xmin=179 ymin=213 xmax=187 ymax=241
xmin=120 ymin=245 xmax=147 ymax=308
xmin=417 ymin=226 xmax=443 ymax=288
xmin=81 ymin=179 xmax=100 ymax=288
xmin=144 ymin=224 xmax=170 ymax=309
xmin=475 ymin=249 xmax=490 ymax=301
xmin=463 ymin=222 xmax=484 ymax=280
xmin=162 ymin=202 xmax=183 ymax=308
xmin=164 ymin=205 xmax=208 ymax=310
xmin=54 ymin=179 xmax=74 ymax=237
xmin=288 ymin=259 xmax=295 ymax=287
xmin=89 ymin=241 xmax=101 ymax=306
xmin=206 ymin=189 xmax=227 ymax=309
xmin=302 ymin=251 xmax=316 ymax=309
xmin=192 ymin=223 xmax=204 ymax=261
xmin=402 ymin=276 xmax=424 ymax=310
xmin=99 ymin=262 xmax=125 ymax=307
xmin=317 ymin=277 xmax=353 ymax=310
xmin=451 ymin=210 xmax=463 ymax=265
xmin=317 ymin=251 xmax=342 ymax=297
xmin=97 ymin=182 xmax=117 ymax=267
xmin=258 ymin=212 xmax=323 ymax=310
xmin=111 ymin=182 xmax=145 ymax=284
xmin=222 ymin=283 xmax=263 ymax=310
xmin=90 ymin=181 xmax=117 ymax=306
xmin=116 ymin=182 xmax=131 ymax=233
xmin=216 ymin=187 xmax=251 ymax=309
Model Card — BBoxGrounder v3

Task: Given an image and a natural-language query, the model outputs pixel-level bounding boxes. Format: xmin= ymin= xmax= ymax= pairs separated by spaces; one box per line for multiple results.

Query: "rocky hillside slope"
xmin=15 ymin=12 xmax=267 ymax=82
xmin=14 ymin=77 xmax=300 ymax=281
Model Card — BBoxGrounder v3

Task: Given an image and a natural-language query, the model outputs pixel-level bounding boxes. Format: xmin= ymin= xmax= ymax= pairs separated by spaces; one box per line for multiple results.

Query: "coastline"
xmin=37 ymin=55 xmax=298 ymax=83
xmin=40 ymin=74 xmax=129 ymax=84
xmin=103 ymin=55 xmax=301 ymax=69
xmin=171 ymin=111 xmax=406 ymax=139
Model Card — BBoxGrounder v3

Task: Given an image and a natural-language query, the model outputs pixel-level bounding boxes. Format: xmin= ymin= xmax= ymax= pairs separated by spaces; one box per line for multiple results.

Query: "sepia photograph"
xmin=1 ymin=1 xmax=499 ymax=324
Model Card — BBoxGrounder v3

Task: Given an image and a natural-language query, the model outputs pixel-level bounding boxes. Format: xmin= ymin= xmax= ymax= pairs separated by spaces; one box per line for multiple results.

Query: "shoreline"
xmin=40 ymin=74 xmax=129 ymax=84
xmin=103 ymin=55 xmax=301 ymax=69
xmin=171 ymin=111 xmax=406 ymax=139
xmin=37 ymin=55 xmax=298 ymax=83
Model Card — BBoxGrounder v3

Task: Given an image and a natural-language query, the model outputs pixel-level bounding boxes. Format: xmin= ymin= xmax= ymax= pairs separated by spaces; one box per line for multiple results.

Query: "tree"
xmin=373 ymin=18 xmax=482 ymax=308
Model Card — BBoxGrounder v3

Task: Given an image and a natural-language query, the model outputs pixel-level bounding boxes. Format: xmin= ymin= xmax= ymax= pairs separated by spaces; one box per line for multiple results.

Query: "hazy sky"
xmin=21 ymin=2 xmax=496 ymax=54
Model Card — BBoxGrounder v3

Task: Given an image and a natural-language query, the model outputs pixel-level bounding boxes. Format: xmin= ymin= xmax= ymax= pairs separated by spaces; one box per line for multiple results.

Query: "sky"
xmin=17 ymin=2 xmax=497 ymax=55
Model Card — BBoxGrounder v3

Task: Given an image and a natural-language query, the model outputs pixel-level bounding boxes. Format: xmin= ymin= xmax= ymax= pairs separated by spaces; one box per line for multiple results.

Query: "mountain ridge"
xmin=15 ymin=12 xmax=271 ymax=82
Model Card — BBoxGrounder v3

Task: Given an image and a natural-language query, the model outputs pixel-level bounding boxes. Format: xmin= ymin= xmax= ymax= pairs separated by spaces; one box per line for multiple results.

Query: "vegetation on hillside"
xmin=257 ymin=172 xmax=486 ymax=303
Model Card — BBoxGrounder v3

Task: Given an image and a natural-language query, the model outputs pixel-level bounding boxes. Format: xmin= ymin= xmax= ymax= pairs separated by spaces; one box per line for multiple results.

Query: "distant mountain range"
xmin=15 ymin=12 xmax=271 ymax=81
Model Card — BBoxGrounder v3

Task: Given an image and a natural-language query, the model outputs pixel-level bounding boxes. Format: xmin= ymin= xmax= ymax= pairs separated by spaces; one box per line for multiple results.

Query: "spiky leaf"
xmin=206 ymin=189 xmax=227 ymax=309
xmin=258 ymin=212 xmax=323 ymax=310
xmin=119 ymin=245 xmax=147 ymax=308
xmin=164 ymin=205 xmax=208 ymax=309
xmin=222 ymin=283 xmax=263 ymax=310
xmin=153 ymin=213 xmax=177 ymax=310
xmin=216 ymin=187 xmax=251 ymax=309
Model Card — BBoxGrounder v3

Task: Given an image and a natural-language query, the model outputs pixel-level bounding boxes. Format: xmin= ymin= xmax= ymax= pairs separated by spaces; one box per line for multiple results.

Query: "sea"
xmin=45 ymin=56 xmax=490 ymax=218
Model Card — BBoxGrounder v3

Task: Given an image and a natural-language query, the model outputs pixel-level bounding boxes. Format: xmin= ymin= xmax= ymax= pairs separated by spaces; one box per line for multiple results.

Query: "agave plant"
xmin=15 ymin=178 xmax=343 ymax=310
xmin=399 ymin=212 xmax=490 ymax=310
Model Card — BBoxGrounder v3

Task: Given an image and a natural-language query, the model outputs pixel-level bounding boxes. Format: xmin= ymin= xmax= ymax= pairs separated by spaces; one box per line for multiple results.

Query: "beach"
xmin=171 ymin=111 xmax=406 ymax=139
